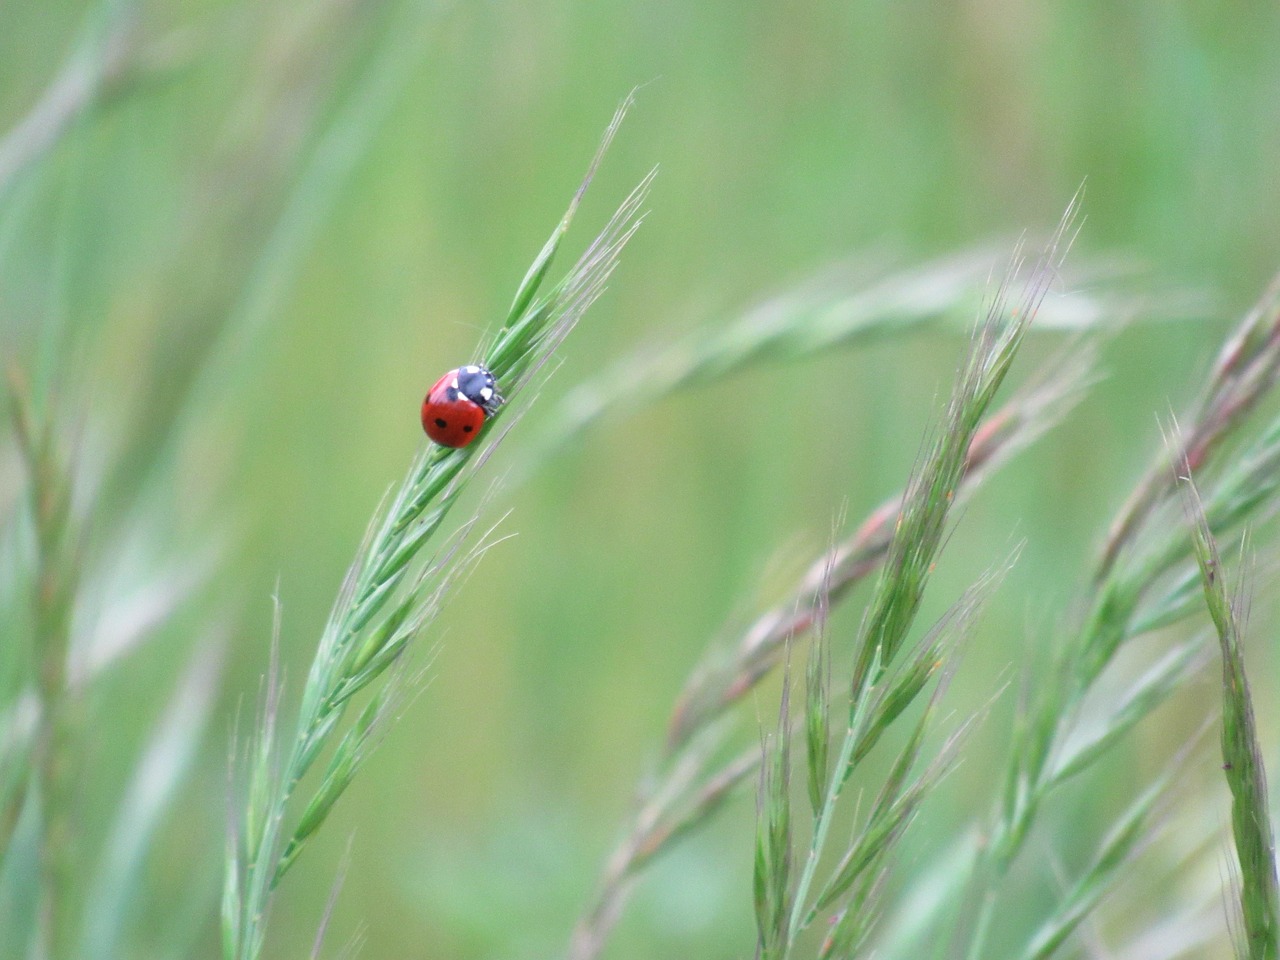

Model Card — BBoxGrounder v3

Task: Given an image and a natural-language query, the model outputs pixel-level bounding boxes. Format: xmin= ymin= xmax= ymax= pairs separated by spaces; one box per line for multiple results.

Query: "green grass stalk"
xmin=753 ymin=201 xmax=1081 ymax=959
xmin=567 ymin=314 xmax=1089 ymax=960
xmin=223 ymin=96 xmax=653 ymax=960
xmin=539 ymin=242 xmax=1132 ymax=457
xmin=1099 ymin=274 xmax=1280 ymax=579
xmin=954 ymin=272 xmax=1280 ymax=960
xmin=1183 ymin=475 xmax=1280 ymax=960
xmin=567 ymin=271 xmax=1091 ymax=960
xmin=0 ymin=1 xmax=141 ymax=202
xmin=6 ymin=367 xmax=84 ymax=959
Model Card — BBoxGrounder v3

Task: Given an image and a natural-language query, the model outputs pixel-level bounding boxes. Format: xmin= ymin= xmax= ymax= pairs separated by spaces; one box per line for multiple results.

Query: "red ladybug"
xmin=421 ymin=364 xmax=504 ymax=448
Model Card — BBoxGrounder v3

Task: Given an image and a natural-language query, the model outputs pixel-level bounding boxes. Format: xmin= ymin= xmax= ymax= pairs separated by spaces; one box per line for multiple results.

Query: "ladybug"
xmin=421 ymin=364 xmax=504 ymax=448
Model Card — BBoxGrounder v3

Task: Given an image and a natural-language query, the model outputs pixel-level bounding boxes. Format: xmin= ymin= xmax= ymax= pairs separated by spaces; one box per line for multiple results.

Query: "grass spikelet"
xmin=804 ymin=586 xmax=832 ymax=817
xmin=1048 ymin=636 xmax=1207 ymax=786
xmin=817 ymin=868 xmax=888 ymax=960
xmin=813 ymin=701 xmax=948 ymax=918
xmin=754 ymin=659 xmax=795 ymax=960
xmin=954 ymin=271 xmax=1280 ymax=960
xmin=570 ymin=206 xmax=1082 ymax=960
xmin=1100 ymin=273 xmax=1280 ymax=579
xmin=848 ymin=564 xmax=1008 ymax=768
xmin=223 ymin=97 xmax=652 ymax=960
xmin=747 ymin=199 xmax=1080 ymax=957
xmin=780 ymin=571 xmax=997 ymax=957
xmin=666 ymin=340 xmax=1094 ymax=753
xmin=849 ymin=198 xmax=1078 ymax=699
xmin=1182 ymin=471 xmax=1280 ymax=959
xmin=6 ymin=367 xmax=86 ymax=957
xmin=538 ymin=240 xmax=1128 ymax=454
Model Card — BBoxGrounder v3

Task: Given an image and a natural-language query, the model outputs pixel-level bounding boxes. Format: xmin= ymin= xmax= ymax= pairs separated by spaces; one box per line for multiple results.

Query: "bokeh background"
xmin=3 ymin=1 xmax=1280 ymax=957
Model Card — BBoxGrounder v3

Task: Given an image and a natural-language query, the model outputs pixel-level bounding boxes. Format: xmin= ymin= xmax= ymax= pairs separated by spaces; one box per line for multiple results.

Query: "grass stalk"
xmin=748 ymin=202 xmax=1081 ymax=959
xmin=6 ymin=367 xmax=84 ymax=959
xmin=1183 ymin=474 xmax=1280 ymax=960
xmin=953 ymin=271 xmax=1280 ymax=960
xmin=223 ymin=95 xmax=652 ymax=960
xmin=666 ymin=343 xmax=1093 ymax=755
xmin=783 ymin=673 xmax=867 ymax=950
xmin=0 ymin=1 xmax=141 ymax=202
xmin=568 ymin=322 xmax=1087 ymax=960
xmin=538 ymin=241 xmax=1135 ymax=457
xmin=1098 ymin=274 xmax=1280 ymax=579
xmin=78 ymin=640 xmax=223 ymax=960
xmin=567 ymin=217 xmax=1089 ymax=960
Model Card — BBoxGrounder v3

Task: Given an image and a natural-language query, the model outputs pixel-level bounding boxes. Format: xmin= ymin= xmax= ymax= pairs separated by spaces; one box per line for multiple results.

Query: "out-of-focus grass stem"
xmin=0 ymin=1 xmax=141 ymax=202
xmin=1098 ymin=274 xmax=1280 ymax=580
xmin=6 ymin=366 xmax=83 ymax=959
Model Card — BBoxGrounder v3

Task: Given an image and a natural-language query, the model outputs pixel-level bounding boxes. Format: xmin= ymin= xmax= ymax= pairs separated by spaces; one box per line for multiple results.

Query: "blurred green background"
xmin=4 ymin=0 xmax=1280 ymax=957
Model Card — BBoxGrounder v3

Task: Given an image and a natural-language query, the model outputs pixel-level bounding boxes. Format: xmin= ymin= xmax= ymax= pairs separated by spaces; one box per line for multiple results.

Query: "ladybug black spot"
xmin=463 ymin=424 xmax=473 ymax=432
xmin=434 ymin=418 xmax=447 ymax=428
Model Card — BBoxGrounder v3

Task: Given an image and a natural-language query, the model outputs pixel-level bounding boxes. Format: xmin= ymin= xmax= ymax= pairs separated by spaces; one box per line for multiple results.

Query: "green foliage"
xmin=6 ymin=3 xmax=1280 ymax=960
